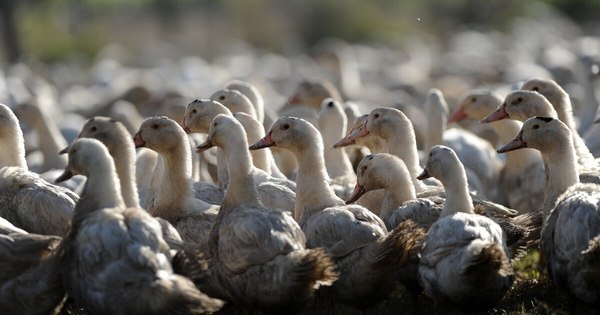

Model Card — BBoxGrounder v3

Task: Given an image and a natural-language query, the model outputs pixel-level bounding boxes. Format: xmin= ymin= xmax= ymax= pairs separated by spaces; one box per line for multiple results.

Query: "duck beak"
xmin=448 ymin=106 xmax=467 ymax=124
xmin=594 ymin=116 xmax=600 ymax=124
xmin=55 ymin=168 xmax=74 ymax=183
xmin=287 ymin=93 xmax=301 ymax=105
xmin=133 ymin=131 xmax=146 ymax=148
xmin=333 ymin=123 xmax=369 ymax=148
xmin=196 ymin=139 xmax=214 ymax=153
xmin=345 ymin=183 xmax=367 ymax=204
xmin=416 ymin=169 xmax=430 ymax=180
xmin=249 ymin=131 xmax=275 ymax=150
xmin=480 ymin=104 xmax=509 ymax=124
xmin=497 ymin=131 xmax=527 ymax=153
xmin=58 ymin=146 xmax=69 ymax=155
xmin=180 ymin=116 xmax=191 ymax=134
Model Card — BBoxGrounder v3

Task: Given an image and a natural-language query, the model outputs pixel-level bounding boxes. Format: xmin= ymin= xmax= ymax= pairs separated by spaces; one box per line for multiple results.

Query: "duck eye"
xmin=282 ymin=124 xmax=290 ymax=130
xmin=361 ymin=165 xmax=367 ymax=172
xmin=532 ymin=86 xmax=539 ymax=91
xmin=373 ymin=113 xmax=380 ymax=119
xmin=429 ymin=152 xmax=433 ymax=157
xmin=219 ymin=96 xmax=225 ymax=101
xmin=471 ymin=97 xmax=477 ymax=103
xmin=517 ymin=97 xmax=523 ymax=102
xmin=213 ymin=122 xmax=218 ymax=127
xmin=191 ymin=109 xmax=197 ymax=114
xmin=532 ymin=124 xmax=539 ymax=130
xmin=90 ymin=126 xmax=97 ymax=132
xmin=327 ymin=101 xmax=334 ymax=108
xmin=152 ymin=124 xmax=159 ymax=129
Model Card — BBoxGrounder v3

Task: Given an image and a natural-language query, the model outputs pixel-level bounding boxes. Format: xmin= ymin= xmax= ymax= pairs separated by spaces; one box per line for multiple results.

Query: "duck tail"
xmin=299 ymin=247 xmax=339 ymax=289
xmin=149 ymin=274 xmax=224 ymax=315
xmin=372 ymin=219 xmax=427 ymax=269
xmin=463 ymin=242 xmax=513 ymax=278
xmin=583 ymin=235 xmax=600 ymax=282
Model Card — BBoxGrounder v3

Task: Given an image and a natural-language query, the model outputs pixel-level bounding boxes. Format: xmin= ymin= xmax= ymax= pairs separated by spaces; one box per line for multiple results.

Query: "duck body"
xmin=541 ymin=183 xmax=600 ymax=304
xmin=419 ymin=212 xmax=513 ymax=307
xmin=0 ymin=166 xmax=76 ymax=235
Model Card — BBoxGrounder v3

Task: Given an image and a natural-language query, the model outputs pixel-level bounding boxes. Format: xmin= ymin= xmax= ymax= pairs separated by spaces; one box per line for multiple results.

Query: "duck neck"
xmin=426 ymin=105 xmax=446 ymax=152
xmin=147 ymin=140 xmax=193 ymax=220
xmin=553 ymin=94 xmax=578 ymax=133
xmin=439 ymin=163 xmax=474 ymax=217
xmin=541 ymin=140 xmax=579 ymax=217
xmin=294 ymin=141 xmax=344 ymax=223
xmin=80 ymin=161 xmax=125 ymax=216
xmin=112 ymin=145 xmax=140 ymax=208
xmin=380 ymin=168 xmax=417 ymax=222
xmin=321 ymin=118 xmax=354 ymax=178
xmin=0 ymin=134 xmax=28 ymax=170
xmin=220 ymin=135 xmax=262 ymax=212
xmin=31 ymin=111 xmax=67 ymax=168
xmin=492 ymin=119 xmax=542 ymax=173
xmin=383 ymin=124 xmax=428 ymax=192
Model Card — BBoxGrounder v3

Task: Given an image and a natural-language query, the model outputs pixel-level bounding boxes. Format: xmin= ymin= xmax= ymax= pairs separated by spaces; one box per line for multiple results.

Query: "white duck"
xmin=250 ymin=116 xmax=417 ymax=309
xmin=194 ymin=114 xmax=337 ymax=312
xmin=55 ymin=138 xmax=222 ymax=314
xmin=12 ymin=102 xmax=67 ymax=172
xmin=225 ymin=79 xmax=265 ymax=123
xmin=196 ymin=114 xmax=296 ymax=214
xmin=482 ymin=89 xmax=599 ymax=172
xmin=134 ymin=116 xmax=219 ymax=248
xmin=450 ymin=90 xmax=545 ymax=214
xmin=0 ymin=103 xmax=77 ymax=236
xmin=335 ymin=107 xmax=437 ymax=193
xmin=68 ymin=116 xmax=182 ymax=245
xmin=425 ymin=89 xmax=503 ymax=201
xmin=232 ymin=111 xmax=287 ymax=179
xmin=417 ymin=145 xmax=513 ymax=309
xmin=498 ymin=116 xmax=600 ymax=304
xmin=182 ymin=99 xmax=296 ymax=192
xmin=333 ymin=114 xmax=387 ymax=215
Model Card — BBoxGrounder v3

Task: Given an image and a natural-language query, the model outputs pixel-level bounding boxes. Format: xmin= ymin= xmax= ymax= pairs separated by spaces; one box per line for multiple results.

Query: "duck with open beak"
xmin=132 ymin=131 xmax=147 ymax=148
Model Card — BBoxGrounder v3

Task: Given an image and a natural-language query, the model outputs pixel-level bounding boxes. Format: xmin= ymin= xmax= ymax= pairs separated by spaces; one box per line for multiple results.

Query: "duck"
xmin=249 ymin=116 xmax=420 ymax=309
xmin=425 ymin=89 xmax=503 ymax=201
xmin=194 ymin=114 xmax=337 ymax=312
xmin=481 ymin=89 xmax=599 ymax=172
xmin=181 ymin=99 xmax=233 ymax=190
xmin=210 ymin=89 xmax=258 ymax=121
xmin=334 ymin=107 xmax=438 ymax=193
xmin=66 ymin=116 xmax=183 ymax=246
xmin=225 ymin=79 xmax=265 ymax=123
xmin=450 ymin=90 xmax=545 ymax=214
xmin=332 ymin=114 xmax=387 ymax=215
xmin=196 ymin=114 xmax=296 ymax=214
xmin=55 ymin=138 xmax=223 ymax=314
xmin=182 ymin=99 xmax=296 ymax=192
xmin=0 ymin=103 xmax=77 ymax=236
xmin=133 ymin=116 xmax=219 ymax=248
xmin=232 ymin=111 xmax=287 ymax=179
xmin=317 ymin=98 xmax=356 ymax=197
xmin=417 ymin=145 xmax=513 ymax=309
xmin=0 ymin=231 xmax=65 ymax=315
xmin=12 ymin=102 xmax=68 ymax=172
xmin=346 ymin=153 xmax=443 ymax=231
xmin=497 ymin=116 xmax=600 ymax=304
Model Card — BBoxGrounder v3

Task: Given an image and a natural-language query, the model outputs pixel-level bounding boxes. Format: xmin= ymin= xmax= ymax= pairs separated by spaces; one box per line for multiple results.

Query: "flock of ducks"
xmin=1 ymin=43 xmax=600 ymax=314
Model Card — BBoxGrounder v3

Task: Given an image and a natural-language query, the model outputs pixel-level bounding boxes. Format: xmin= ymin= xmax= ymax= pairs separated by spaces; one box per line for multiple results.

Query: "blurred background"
xmin=0 ymin=0 xmax=599 ymax=124
xmin=2 ymin=0 xmax=599 ymax=64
